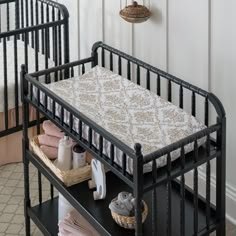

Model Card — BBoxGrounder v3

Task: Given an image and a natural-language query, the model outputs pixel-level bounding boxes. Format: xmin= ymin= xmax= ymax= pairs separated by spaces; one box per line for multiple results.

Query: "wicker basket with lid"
xmin=120 ymin=1 xmax=151 ymax=23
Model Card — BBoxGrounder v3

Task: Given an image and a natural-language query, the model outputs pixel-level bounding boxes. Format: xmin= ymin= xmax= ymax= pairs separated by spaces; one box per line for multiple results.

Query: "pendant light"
xmin=120 ymin=0 xmax=151 ymax=24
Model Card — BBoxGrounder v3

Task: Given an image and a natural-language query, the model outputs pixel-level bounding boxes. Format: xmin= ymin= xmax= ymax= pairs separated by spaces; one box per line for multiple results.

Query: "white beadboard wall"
xmin=62 ymin=0 xmax=236 ymax=223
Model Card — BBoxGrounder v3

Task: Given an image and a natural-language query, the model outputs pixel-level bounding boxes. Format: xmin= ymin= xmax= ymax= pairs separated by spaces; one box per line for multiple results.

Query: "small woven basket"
xmin=110 ymin=198 xmax=148 ymax=229
xmin=120 ymin=1 xmax=151 ymax=23
xmin=30 ymin=136 xmax=91 ymax=187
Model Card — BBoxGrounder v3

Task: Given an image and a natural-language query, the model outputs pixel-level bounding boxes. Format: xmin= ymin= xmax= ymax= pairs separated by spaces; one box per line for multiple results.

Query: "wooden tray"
xmin=30 ymin=136 xmax=91 ymax=187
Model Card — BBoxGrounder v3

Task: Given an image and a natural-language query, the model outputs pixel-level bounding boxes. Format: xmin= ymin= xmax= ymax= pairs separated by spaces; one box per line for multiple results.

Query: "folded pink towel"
xmin=40 ymin=145 xmax=58 ymax=159
xmin=43 ymin=120 xmax=64 ymax=139
xmin=58 ymin=210 xmax=100 ymax=236
xmin=38 ymin=134 xmax=60 ymax=148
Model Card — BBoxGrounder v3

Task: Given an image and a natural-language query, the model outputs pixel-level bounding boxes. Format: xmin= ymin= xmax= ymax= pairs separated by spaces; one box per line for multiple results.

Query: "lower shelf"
xmin=28 ymin=171 xmax=217 ymax=236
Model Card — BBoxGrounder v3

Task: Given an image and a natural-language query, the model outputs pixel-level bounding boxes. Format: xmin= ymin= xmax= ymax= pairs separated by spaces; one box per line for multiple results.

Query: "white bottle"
xmin=57 ymin=134 xmax=72 ymax=171
xmin=72 ymin=144 xmax=86 ymax=169
xmin=56 ymin=134 xmax=74 ymax=223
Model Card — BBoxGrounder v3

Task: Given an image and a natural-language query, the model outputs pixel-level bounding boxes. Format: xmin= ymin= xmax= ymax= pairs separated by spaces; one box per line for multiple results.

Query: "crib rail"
xmin=22 ymin=42 xmax=226 ymax=236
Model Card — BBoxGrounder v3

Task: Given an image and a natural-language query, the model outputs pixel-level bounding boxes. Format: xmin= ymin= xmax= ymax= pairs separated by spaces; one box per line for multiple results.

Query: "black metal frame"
xmin=0 ymin=0 xmax=69 ymax=138
xmin=22 ymin=41 xmax=226 ymax=236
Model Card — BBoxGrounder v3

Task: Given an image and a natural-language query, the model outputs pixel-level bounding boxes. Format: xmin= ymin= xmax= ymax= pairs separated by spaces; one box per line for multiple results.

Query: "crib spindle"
xmin=118 ymin=56 xmax=122 ymax=75
xmin=7 ymin=2 xmax=10 ymax=40
xmin=45 ymin=26 xmax=49 ymax=71
xmin=0 ymin=6 xmax=2 ymax=40
xmin=206 ymin=134 xmax=211 ymax=229
xmin=179 ymin=85 xmax=183 ymax=109
xmin=3 ymin=37 xmax=8 ymax=130
xmin=146 ymin=70 xmax=150 ymax=90
xmin=157 ymin=74 xmax=161 ymax=96
xmin=41 ymin=2 xmax=45 ymax=54
xmin=110 ymin=52 xmax=113 ymax=71
xmin=52 ymin=6 xmax=55 ymax=61
xmin=26 ymin=0 xmax=29 ymax=28
xmin=205 ymin=97 xmax=209 ymax=126
xmin=192 ymin=92 xmax=196 ymax=117
xmin=79 ymin=120 xmax=82 ymax=140
xmin=168 ymin=80 xmax=172 ymax=102
xmin=180 ymin=146 xmax=186 ymax=236
xmin=122 ymin=153 xmax=126 ymax=175
xmin=137 ymin=65 xmax=140 ymax=85
xmin=110 ymin=143 xmax=114 ymax=165
xmin=30 ymin=0 xmax=34 ymax=48
xmin=101 ymin=48 xmax=105 ymax=67
xmin=14 ymin=36 xmax=19 ymax=127
xmin=167 ymin=153 xmax=172 ymax=236
xmin=193 ymin=140 xmax=199 ymax=235
xmin=99 ymin=135 xmax=103 ymax=157
xmin=88 ymin=127 xmax=92 ymax=148
xmin=60 ymin=69 xmax=63 ymax=81
xmin=58 ymin=11 xmax=62 ymax=66
xmin=21 ymin=0 xmax=24 ymax=40
xmin=24 ymin=32 xmax=28 ymax=71
xmin=44 ymin=94 xmax=48 ymax=112
xmin=127 ymin=60 xmax=131 ymax=80
xmin=46 ymin=4 xmax=50 ymax=58
xmin=152 ymin=160 xmax=158 ymax=235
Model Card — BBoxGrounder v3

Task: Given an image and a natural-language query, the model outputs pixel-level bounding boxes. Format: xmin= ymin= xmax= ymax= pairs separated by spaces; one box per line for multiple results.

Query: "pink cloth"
xmin=58 ymin=210 xmax=100 ymax=236
xmin=38 ymin=134 xmax=60 ymax=148
xmin=42 ymin=120 xmax=64 ymax=138
xmin=40 ymin=145 xmax=58 ymax=159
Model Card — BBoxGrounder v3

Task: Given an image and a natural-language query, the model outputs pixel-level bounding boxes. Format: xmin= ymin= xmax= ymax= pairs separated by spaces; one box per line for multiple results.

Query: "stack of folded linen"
xmin=58 ymin=209 xmax=100 ymax=236
xmin=38 ymin=120 xmax=64 ymax=159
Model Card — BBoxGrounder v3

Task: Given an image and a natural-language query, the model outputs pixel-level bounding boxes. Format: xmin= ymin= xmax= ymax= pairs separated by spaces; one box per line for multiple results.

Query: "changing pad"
xmin=41 ymin=66 xmax=206 ymax=174
xmin=0 ymin=39 xmax=55 ymax=112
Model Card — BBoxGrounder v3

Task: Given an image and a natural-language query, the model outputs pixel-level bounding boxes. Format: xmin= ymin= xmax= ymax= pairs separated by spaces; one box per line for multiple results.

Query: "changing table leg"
xmin=22 ymin=65 xmax=31 ymax=236
xmin=134 ymin=144 xmax=144 ymax=236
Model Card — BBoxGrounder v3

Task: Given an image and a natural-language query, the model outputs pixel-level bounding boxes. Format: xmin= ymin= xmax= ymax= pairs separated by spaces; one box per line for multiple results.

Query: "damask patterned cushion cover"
xmin=43 ymin=66 xmax=206 ymax=174
xmin=0 ymin=40 xmax=55 ymax=112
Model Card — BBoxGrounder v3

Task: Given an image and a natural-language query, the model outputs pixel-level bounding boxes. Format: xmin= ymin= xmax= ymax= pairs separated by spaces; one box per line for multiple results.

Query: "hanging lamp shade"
xmin=120 ymin=1 xmax=151 ymax=23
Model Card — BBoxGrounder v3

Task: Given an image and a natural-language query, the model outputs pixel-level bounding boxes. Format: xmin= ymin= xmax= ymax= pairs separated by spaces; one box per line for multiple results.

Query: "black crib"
xmin=22 ymin=42 xmax=226 ymax=236
xmin=0 ymin=0 xmax=69 ymax=138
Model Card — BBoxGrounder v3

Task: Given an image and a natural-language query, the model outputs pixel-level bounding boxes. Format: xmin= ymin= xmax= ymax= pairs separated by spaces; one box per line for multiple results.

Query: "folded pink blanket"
xmin=43 ymin=120 xmax=64 ymax=139
xmin=38 ymin=134 xmax=60 ymax=148
xmin=58 ymin=210 xmax=100 ymax=236
xmin=40 ymin=145 xmax=58 ymax=159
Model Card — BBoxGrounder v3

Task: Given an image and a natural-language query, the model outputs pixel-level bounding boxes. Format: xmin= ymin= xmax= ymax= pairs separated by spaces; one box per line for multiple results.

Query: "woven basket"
xmin=120 ymin=1 xmax=151 ymax=23
xmin=110 ymin=198 xmax=148 ymax=229
xmin=30 ymin=136 xmax=91 ymax=187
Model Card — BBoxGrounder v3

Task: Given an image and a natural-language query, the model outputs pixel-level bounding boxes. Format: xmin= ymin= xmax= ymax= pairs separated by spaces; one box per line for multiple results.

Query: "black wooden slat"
xmin=146 ymin=70 xmax=150 ymax=90
xmin=122 ymin=153 xmax=126 ymax=175
xmin=99 ymin=135 xmax=103 ymax=157
xmin=41 ymin=1 xmax=45 ymax=54
xmin=79 ymin=120 xmax=82 ymax=140
xmin=88 ymin=127 xmax=92 ymax=148
xmin=118 ymin=56 xmax=122 ymax=75
xmin=3 ymin=38 xmax=8 ymax=130
xmin=206 ymin=134 xmax=211 ymax=229
xmin=179 ymin=85 xmax=183 ymax=109
xmin=110 ymin=143 xmax=114 ymax=165
xmin=127 ymin=60 xmax=131 ymax=80
xmin=137 ymin=65 xmax=140 ymax=85
xmin=14 ymin=36 xmax=19 ymax=127
xmin=101 ymin=48 xmax=105 ymax=67
xmin=192 ymin=92 xmax=196 ymax=117
xmin=110 ymin=52 xmax=113 ymax=71
xmin=168 ymin=80 xmax=172 ymax=102
xmin=205 ymin=97 xmax=209 ymax=126
xmin=152 ymin=160 xmax=158 ymax=235
xmin=157 ymin=74 xmax=161 ymax=96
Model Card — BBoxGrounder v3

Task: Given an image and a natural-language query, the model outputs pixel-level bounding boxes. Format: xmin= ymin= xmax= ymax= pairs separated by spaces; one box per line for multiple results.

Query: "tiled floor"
xmin=0 ymin=162 xmax=235 ymax=236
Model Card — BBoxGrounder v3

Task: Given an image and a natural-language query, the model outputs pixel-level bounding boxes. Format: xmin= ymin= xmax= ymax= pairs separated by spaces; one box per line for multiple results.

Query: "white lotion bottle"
xmin=57 ymin=134 xmax=74 ymax=222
